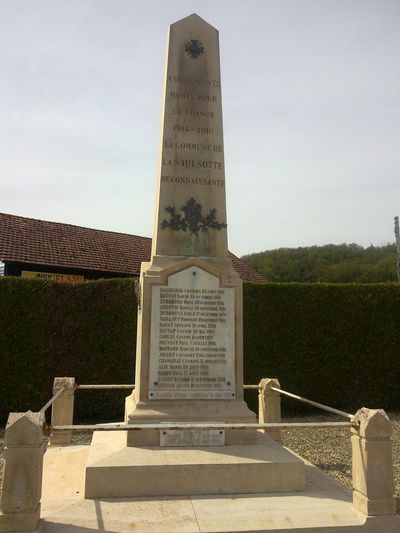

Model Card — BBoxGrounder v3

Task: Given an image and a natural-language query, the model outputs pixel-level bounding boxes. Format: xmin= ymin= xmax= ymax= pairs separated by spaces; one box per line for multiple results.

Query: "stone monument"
xmin=124 ymin=13 xmax=256 ymax=446
xmin=85 ymin=14 xmax=304 ymax=498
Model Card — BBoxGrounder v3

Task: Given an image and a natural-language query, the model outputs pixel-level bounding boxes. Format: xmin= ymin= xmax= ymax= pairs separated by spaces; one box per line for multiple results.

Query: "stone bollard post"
xmin=351 ymin=407 xmax=396 ymax=515
xmin=0 ymin=411 xmax=45 ymax=532
xmin=258 ymin=378 xmax=281 ymax=442
xmin=50 ymin=377 xmax=75 ymax=445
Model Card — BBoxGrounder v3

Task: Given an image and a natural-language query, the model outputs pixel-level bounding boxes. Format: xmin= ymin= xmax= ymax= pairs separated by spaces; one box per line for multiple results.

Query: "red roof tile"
xmin=0 ymin=212 xmax=267 ymax=282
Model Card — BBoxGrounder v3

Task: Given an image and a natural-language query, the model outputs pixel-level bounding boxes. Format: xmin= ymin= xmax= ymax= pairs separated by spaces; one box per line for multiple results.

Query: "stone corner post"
xmin=258 ymin=378 xmax=281 ymax=442
xmin=50 ymin=377 xmax=75 ymax=445
xmin=0 ymin=411 xmax=45 ymax=532
xmin=351 ymin=407 xmax=396 ymax=515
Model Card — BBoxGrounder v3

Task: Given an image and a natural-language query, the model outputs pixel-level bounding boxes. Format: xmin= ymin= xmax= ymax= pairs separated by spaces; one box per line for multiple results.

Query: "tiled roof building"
xmin=0 ymin=213 xmax=266 ymax=282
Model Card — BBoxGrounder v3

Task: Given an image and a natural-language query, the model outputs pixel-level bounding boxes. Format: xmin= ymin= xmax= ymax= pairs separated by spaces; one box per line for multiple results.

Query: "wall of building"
xmin=3 ymin=261 xmax=135 ymax=280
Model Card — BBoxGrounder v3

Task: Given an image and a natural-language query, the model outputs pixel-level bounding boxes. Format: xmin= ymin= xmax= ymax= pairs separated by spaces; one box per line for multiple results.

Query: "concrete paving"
xmin=33 ymin=443 xmax=400 ymax=533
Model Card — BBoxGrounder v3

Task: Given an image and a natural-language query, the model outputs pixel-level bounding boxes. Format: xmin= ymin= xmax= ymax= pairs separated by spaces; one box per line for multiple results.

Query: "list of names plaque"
xmin=149 ymin=267 xmax=235 ymax=399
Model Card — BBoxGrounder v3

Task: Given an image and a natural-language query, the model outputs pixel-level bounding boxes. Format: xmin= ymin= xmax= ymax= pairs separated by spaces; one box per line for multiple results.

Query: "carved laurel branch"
xmin=160 ymin=198 xmax=227 ymax=235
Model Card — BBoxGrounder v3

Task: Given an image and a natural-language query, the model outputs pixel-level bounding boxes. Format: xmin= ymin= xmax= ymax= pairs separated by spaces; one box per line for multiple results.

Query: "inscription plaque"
xmin=160 ymin=424 xmax=225 ymax=447
xmin=149 ymin=266 xmax=235 ymax=399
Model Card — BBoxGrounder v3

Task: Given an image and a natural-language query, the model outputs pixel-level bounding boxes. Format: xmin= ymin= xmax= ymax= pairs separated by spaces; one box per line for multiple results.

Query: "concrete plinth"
xmin=84 ymin=430 xmax=305 ymax=498
xmin=37 ymin=443 xmax=400 ymax=532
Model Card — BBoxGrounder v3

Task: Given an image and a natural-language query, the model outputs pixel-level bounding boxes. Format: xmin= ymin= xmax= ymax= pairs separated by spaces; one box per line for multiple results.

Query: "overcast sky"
xmin=1 ymin=0 xmax=399 ymax=256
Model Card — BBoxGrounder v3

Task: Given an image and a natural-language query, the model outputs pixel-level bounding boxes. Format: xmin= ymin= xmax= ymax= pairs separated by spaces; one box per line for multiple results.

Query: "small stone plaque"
xmin=149 ymin=266 xmax=235 ymax=399
xmin=160 ymin=427 xmax=225 ymax=447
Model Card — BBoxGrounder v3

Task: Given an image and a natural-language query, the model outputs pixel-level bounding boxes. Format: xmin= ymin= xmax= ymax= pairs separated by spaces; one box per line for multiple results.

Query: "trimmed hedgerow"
xmin=243 ymin=282 xmax=400 ymax=414
xmin=0 ymin=277 xmax=137 ymax=422
xmin=1 ymin=277 xmax=399 ymax=423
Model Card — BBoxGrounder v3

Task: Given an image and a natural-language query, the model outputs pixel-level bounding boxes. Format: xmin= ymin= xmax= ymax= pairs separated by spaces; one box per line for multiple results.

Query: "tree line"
xmin=242 ymin=243 xmax=399 ymax=283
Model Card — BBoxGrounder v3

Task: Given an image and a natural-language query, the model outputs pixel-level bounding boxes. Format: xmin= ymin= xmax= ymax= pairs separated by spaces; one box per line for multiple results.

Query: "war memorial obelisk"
xmin=124 ymin=13 xmax=256 ymax=445
xmin=85 ymin=14 xmax=304 ymax=498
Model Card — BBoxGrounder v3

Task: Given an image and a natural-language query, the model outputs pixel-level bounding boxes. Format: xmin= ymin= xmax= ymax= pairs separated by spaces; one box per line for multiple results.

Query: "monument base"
xmin=41 ymin=441 xmax=400 ymax=532
xmin=84 ymin=430 xmax=305 ymax=498
xmin=125 ymin=255 xmax=257 ymax=445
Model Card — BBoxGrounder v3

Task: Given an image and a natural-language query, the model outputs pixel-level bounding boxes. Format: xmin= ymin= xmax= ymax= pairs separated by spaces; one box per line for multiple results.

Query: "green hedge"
xmin=0 ymin=277 xmax=137 ymax=422
xmin=243 ymin=282 xmax=400 ymax=414
xmin=1 ymin=277 xmax=399 ymax=423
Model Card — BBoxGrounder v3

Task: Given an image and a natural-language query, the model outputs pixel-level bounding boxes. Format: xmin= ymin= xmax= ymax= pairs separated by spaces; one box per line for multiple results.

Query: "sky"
xmin=1 ymin=0 xmax=399 ymax=257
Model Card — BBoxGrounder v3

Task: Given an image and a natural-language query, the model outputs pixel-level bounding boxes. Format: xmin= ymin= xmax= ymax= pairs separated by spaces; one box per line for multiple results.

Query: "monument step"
xmin=84 ymin=430 xmax=305 ymax=498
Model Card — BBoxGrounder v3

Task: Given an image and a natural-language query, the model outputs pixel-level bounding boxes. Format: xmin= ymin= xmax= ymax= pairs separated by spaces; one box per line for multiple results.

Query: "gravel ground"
xmin=0 ymin=413 xmax=399 ymax=513
xmin=281 ymin=412 xmax=400 ymax=513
